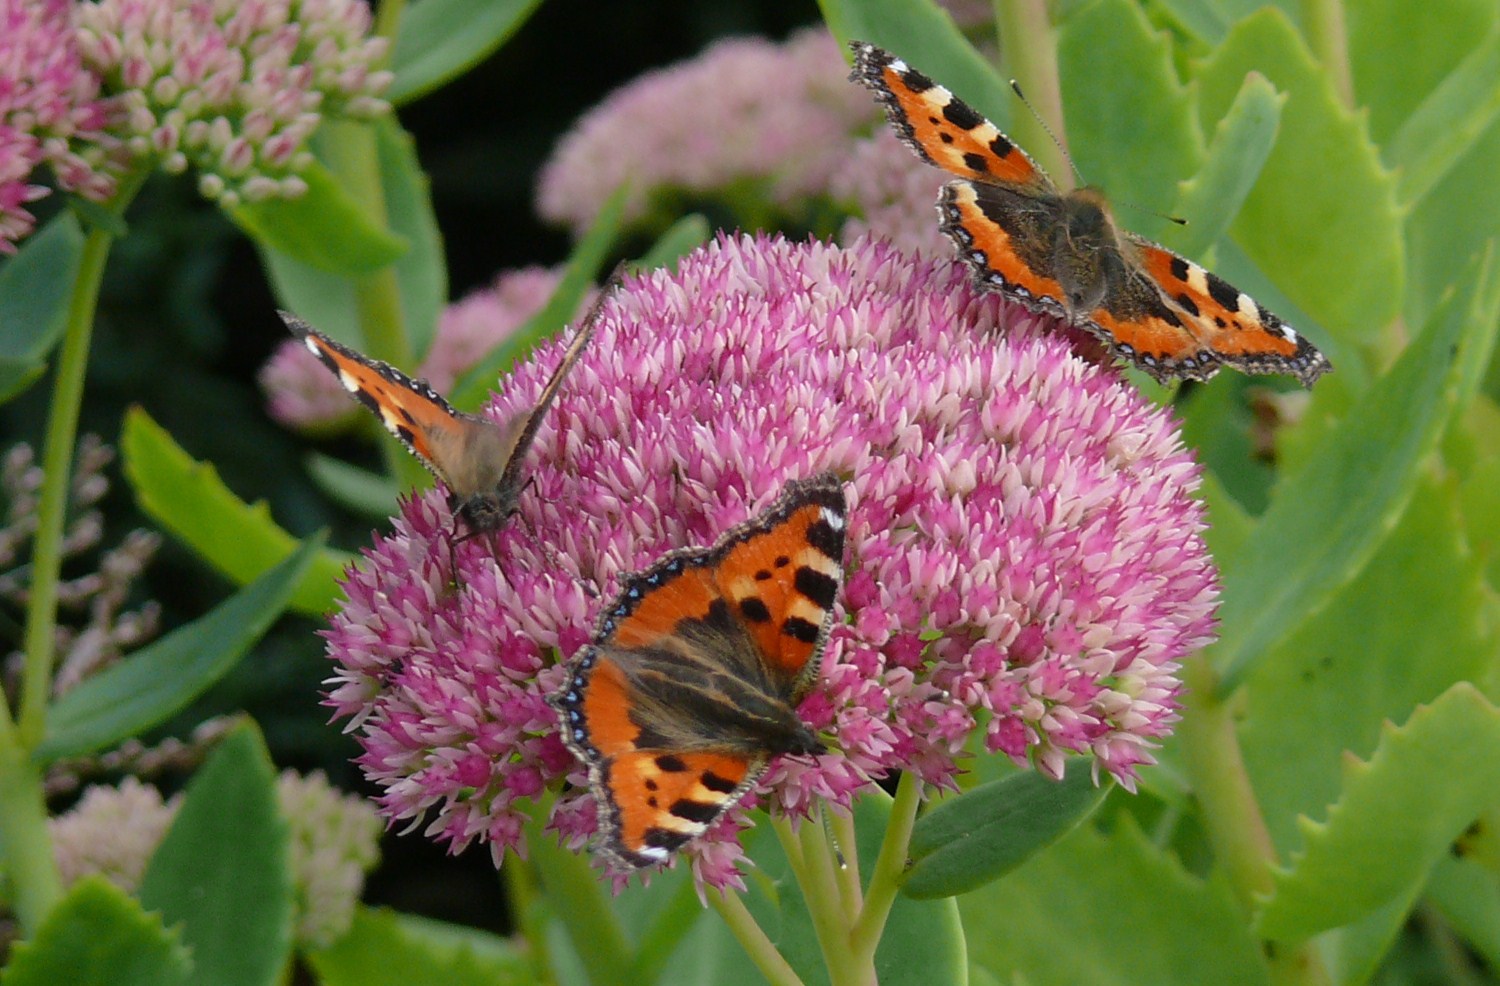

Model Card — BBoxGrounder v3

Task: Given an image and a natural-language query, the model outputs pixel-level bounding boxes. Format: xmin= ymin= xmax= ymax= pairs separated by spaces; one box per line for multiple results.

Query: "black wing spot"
xmin=989 ymin=134 xmax=1013 ymax=158
xmin=1169 ymin=255 xmax=1191 ymax=282
xmin=962 ymin=152 xmax=989 ymax=175
xmin=1174 ymin=293 xmax=1200 ymax=317
xmin=939 ymin=132 xmax=954 ymax=144
xmin=1206 ymin=271 xmax=1243 ymax=312
xmin=793 ymin=568 xmax=838 ymax=610
xmin=670 ymin=799 xmax=720 ymax=825
xmin=644 ymin=828 xmax=690 ymax=851
xmin=899 ymin=66 xmax=935 ymax=93
xmin=655 ymin=755 xmax=688 ymax=772
xmin=754 ymin=569 xmax=773 ymax=581
xmin=774 ymin=555 xmax=790 ymax=568
xmin=942 ymin=98 xmax=983 ymax=131
xmin=740 ymin=597 xmax=772 ymax=623
xmin=807 ymin=519 xmax=843 ymax=560
xmin=701 ymin=771 xmax=738 ymax=794
xmin=782 ymin=617 xmax=821 ymax=643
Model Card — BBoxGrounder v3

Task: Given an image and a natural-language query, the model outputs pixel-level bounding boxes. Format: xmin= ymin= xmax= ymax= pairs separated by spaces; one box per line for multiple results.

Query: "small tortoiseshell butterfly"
xmin=552 ymin=473 xmax=847 ymax=868
xmin=849 ymin=41 xmax=1331 ymax=387
xmin=280 ymin=277 xmax=613 ymax=540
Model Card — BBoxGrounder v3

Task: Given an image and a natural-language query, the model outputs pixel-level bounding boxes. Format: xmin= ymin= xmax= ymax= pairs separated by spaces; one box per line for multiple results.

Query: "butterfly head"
xmin=450 ymin=488 xmax=514 ymax=534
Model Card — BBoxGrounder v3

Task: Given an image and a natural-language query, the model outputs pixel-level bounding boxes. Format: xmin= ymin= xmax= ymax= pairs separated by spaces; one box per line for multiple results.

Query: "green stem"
xmin=1299 ymin=0 xmax=1353 ymax=108
xmin=372 ymin=0 xmax=406 ymax=50
xmin=848 ymin=771 xmax=921 ymax=968
xmin=16 ymin=226 xmax=112 ymax=747
xmin=1178 ymin=656 xmax=1331 ymax=985
xmin=773 ymin=815 xmax=862 ymax=986
xmin=525 ymin=810 xmax=635 ymax=986
xmin=0 ymin=745 xmax=62 ymax=932
xmin=502 ymin=848 xmax=557 ymax=986
xmin=827 ymin=808 xmax=863 ymax=923
xmin=993 ymin=0 xmax=1072 ymax=188
xmin=709 ymin=891 xmax=806 ymax=986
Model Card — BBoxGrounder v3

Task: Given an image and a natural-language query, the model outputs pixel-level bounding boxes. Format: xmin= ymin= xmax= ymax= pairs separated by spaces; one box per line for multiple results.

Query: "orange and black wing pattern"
xmin=280 ymin=313 xmax=486 ymax=494
xmin=552 ymin=473 xmax=847 ymax=868
xmin=849 ymin=41 xmax=1050 ymax=192
xmin=1113 ymin=239 xmax=1332 ymax=386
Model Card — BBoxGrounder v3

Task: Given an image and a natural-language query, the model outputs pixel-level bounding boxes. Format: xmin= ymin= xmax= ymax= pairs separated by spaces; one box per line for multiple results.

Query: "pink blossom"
xmin=536 ymin=28 xmax=874 ymax=236
xmin=75 ymin=0 xmax=391 ymax=207
xmin=832 ymin=130 xmax=951 ymax=258
xmin=322 ymin=234 xmax=1217 ymax=888
xmin=0 ymin=0 xmax=114 ymax=251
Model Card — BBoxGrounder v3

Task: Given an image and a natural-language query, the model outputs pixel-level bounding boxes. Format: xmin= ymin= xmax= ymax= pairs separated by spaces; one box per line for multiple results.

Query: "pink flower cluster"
xmin=321 ymin=234 xmax=1217 ymax=888
xmin=0 ymin=0 xmax=114 ymax=251
xmin=74 ymin=0 xmax=391 ymax=206
xmin=261 ymin=265 xmax=581 ymax=430
xmin=536 ymin=27 xmax=874 ymax=236
xmin=831 ymin=129 xmax=950 ymax=258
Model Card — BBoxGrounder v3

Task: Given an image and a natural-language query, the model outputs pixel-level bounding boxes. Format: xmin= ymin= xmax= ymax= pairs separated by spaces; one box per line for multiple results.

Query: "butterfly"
xmin=551 ymin=473 xmax=847 ymax=868
xmin=280 ymin=274 xmax=615 ymax=543
xmin=848 ymin=41 xmax=1332 ymax=387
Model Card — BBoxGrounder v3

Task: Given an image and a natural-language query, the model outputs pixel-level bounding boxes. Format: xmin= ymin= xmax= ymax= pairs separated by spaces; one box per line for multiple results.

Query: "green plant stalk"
xmin=0 ymin=744 xmax=62 ymax=932
xmin=827 ymin=808 xmax=863 ymax=923
xmin=372 ymin=0 xmax=406 ymax=48
xmin=525 ymin=809 xmax=635 ymax=986
xmin=17 ymin=226 xmax=113 ymax=746
xmin=503 ymin=848 xmax=558 ymax=986
xmin=848 ymin=770 xmax=921 ymax=968
xmin=993 ymin=0 xmax=1072 ymax=189
xmin=773 ymin=814 xmax=864 ymax=986
xmin=1177 ymin=655 xmax=1331 ymax=985
xmin=710 ymin=891 xmax=806 ymax=986
xmin=1298 ymin=0 xmax=1353 ymax=108
xmin=318 ymin=117 xmax=427 ymax=493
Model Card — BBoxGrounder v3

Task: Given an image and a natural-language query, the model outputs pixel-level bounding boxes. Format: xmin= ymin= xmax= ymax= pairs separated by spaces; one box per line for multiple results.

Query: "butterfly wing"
xmin=849 ymin=41 xmax=1052 ymax=192
xmin=489 ymin=267 xmax=618 ymax=502
xmin=1117 ymin=239 xmax=1332 ymax=386
xmin=553 ymin=473 xmax=847 ymax=868
xmin=281 ymin=312 xmax=497 ymax=496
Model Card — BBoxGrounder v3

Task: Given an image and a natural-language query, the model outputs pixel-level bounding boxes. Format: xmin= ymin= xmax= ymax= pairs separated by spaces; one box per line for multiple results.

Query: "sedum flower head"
xmin=261 ymin=265 xmax=582 ymax=431
xmin=0 ymin=0 xmax=114 ymax=251
xmin=278 ymin=768 xmax=382 ymax=949
xmin=50 ymin=777 xmax=180 ymax=893
xmin=50 ymin=770 xmax=379 ymax=948
xmin=322 ymin=233 xmax=1217 ymax=888
xmin=832 ymin=130 xmax=951 ymax=259
xmin=74 ymin=0 xmax=392 ymax=206
xmin=536 ymin=27 xmax=873 ymax=237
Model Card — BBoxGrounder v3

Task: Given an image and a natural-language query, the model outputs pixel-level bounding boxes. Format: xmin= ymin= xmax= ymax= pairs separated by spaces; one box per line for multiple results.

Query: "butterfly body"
xmin=280 ymin=277 xmax=611 ymax=539
xmin=553 ymin=473 xmax=846 ymax=869
xmin=850 ymin=41 xmax=1331 ymax=387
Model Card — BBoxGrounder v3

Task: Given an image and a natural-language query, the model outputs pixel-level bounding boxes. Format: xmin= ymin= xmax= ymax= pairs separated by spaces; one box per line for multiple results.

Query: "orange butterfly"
xmin=280 ymin=277 xmax=613 ymax=541
xmin=849 ymin=41 xmax=1331 ymax=387
xmin=552 ymin=473 xmax=847 ymax=868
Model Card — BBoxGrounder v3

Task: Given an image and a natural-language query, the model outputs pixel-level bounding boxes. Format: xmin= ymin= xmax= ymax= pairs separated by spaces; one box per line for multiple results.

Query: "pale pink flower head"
xmin=50 ymin=776 xmax=180 ymax=894
xmin=322 ymin=233 xmax=1217 ymax=889
xmin=832 ymin=129 xmax=950 ymax=258
xmin=0 ymin=0 xmax=114 ymax=251
xmin=261 ymin=265 xmax=580 ymax=431
xmin=536 ymin=27 xmax=874 ymax=237
xmin=74 ymin=0 xmax=392 ymax=206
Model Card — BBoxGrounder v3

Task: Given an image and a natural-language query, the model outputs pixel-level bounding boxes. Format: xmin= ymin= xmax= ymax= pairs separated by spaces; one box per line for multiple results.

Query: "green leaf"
xmin=387 ymin=0 xmax=544 ymax=105
xmin=0 ymin=357 xmax=47 ymax=404
xmin=1213 ymin=246 xmax=1500 ymax=691
xmin=449 ymin=184 xmax=626 ymax=412
xmin=1169 ymin=73 xmax=1284 ymax=259
xmin=305 ymin=453 xmax=399 ymax=519
xmin=902 ymin=766 xmax=1109 ymax=898
xmin=229 ymin=158 xmax=406 ymax=275
xmin=0 ymin=212 xmax=83 ymax=361
xmin=261 ymin=116 xmax=447 ymax=352
xmin=962 ymin=817 xmax=1269 ymax=986
xmin=819 ymin=0 xmax=1015 ymax=128
xmin=1347 ymin=0 xmax=1495 ymax=145
xmin=1195 ymin=8 xmax=1403 ymax=342
xmin=1059 ymin=0 xmax=1203 ymax=243
xmin=636 ymin=214 xmax=711 ymax=275
xmin=1425 ymin=856 xmax=1500 ymax=973
xmin=1236 ymin=475 xmax=1497 ymax=853
xmin=1257 ymin=684 xmax=1500 ymax=940
xmin=306 ymin=907 xmax=531 ymax=986
xmin=1387 ymin=28 xmax=1500 ymax=208
xmin=36 ymin=536 xmax=322 ymax=762
xmin=0 ymin=878 xmax=190 ymax=986
xmin=120 ymin=406 xmax=353 ymax=617
xmin=139 ymin=723 xmax=292 ymax=986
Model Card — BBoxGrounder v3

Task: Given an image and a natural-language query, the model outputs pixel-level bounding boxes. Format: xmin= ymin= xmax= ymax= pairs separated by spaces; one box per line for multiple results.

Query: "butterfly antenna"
xmin=1010 ymin=79 xmax=1085 ymax=190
